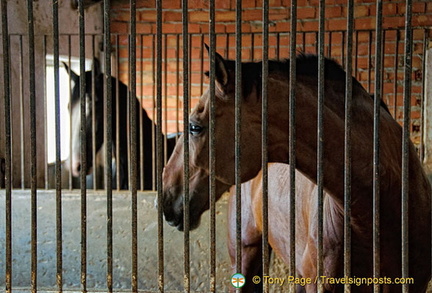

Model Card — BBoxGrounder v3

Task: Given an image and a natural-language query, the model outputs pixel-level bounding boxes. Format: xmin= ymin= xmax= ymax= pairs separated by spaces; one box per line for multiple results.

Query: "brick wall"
xmin=110 ymin=0 xmax=431 ymax=146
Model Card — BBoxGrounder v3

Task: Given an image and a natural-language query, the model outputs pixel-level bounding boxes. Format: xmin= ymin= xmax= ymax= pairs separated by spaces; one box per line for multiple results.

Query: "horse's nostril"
xmin=76 ymin=164 xmax=81 ymax=172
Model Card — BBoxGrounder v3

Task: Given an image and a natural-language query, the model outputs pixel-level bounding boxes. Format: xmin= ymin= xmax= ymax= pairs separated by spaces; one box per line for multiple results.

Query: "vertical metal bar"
xmin=289 ymin=1 xmax=297 ymax=291
xmin=393 ymin=31 xmax=400 ymax=118
xmin=129 ymin=0 xmax=138 ymax=290
xmin=91 ymin=36 xmax=97 ymax=190
xmin=104 ymin=0 xmax=113 ymax=291
xmin=1 ymin=0 xmax=12 ymax=290
xmin=344 ymin=0 xmax=354 ymax=291
xmin=27 ymin=0 xmax=38 ymax=290
xmin=317 ymin=0 xmax=325 ymax=291
xmin=262 ymin=1 xmax=269 ymax=292
xmin=233 ymin=0 xmax=242 ymax=282
xmin=182 ymin=0 xmax=190 ymax=291
xmin=373 ymin=1 xmax=383 ymax=292
xmin=52 ymin=0 xmax=63 ymax=289
xmin=19 ymin=35 xmax=25 ymax=189
xmin=43 ymin=36 xmax=48 ymax=189
xmin=78 ymin=0 xmax=87 ymax=290
xmin=156 ymin=0 xmax=165 ymax=291
xmin=401 ymin=1 xmax=412 ymax=291
xmin=68 ymin=36 xmax=73 ymax=189
xmin=209 ymin=0 xmax=217 ymax=291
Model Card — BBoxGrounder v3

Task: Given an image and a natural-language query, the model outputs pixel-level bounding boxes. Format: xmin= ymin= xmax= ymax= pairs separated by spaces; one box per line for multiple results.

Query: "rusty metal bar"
xmin=182 ymin=0 xmax=191 ymax=290
xmin=209 ymin=0 xmax=217 ymax=291
xmin=103 ymin=0 xmax=113 ymax=290
xmin=373 ymin=1 xmax=383 ymax=291
xmin=78 ymin=0 xmax=87 ymax=290
xmin=262 ymin=1 xmax=270 ymax=292
xmin=129 ymin=0 xmax=138 ymax=290
xmin=344 ymin=0 xmax=354 ymax=291
xmin=26 ymin=0 xmax=38 ymax=290
xmin=234 ymin=0 xmax=242 ymax=284
xmin=317 ymin=0 xmax=325 ymax=291
xmin=2 ymin=0 xmax=12 ymax=290
xmin=288 ymin=1 xmax=297 ymax=290
xmin=401 ymin=0 xmax=413 ymax=291
xmin=156 ymin=0 xmax=165 ymax=291
xmin=52 ymin=0 xmax=63 ymax=289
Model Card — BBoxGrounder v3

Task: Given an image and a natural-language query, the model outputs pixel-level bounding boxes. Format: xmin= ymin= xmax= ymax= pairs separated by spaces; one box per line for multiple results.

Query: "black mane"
xmin=224 ymin=54 xmax=389 ymax=112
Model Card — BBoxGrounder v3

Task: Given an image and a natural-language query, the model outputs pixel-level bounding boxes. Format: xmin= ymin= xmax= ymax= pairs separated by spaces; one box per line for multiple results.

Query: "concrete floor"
xmin=0 ymin=190 xmax=238 ymax=292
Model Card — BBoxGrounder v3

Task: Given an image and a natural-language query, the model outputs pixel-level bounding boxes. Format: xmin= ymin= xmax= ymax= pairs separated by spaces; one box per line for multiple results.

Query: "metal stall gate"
xmin=0 ymin=0 xmax=431 ymax=292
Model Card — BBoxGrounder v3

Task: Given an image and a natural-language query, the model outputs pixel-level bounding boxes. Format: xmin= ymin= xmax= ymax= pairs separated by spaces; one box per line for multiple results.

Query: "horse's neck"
xmin=266 ymin=77 xmax=425 ymax=204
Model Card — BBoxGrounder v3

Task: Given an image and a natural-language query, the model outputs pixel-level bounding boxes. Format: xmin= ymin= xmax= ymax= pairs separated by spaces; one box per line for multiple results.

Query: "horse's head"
xmin=64 ymin=58 xmax=105 ymax=177
xmin=162 ymin=47 xmax=264 ymax=231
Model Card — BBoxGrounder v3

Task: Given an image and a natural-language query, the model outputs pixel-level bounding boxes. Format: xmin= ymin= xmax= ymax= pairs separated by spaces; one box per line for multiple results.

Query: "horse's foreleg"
xmin=228 ymin=188 xmax=269 ymax=293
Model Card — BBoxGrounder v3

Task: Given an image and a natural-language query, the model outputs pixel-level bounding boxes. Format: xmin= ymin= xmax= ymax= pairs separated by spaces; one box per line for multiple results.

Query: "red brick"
xmin=327 ymin=18 xmax=347 ymax=31
xmin=138 ymin=10 xmax=157 ymax=22
xmin=162 ymin=0 xmax=181 ymax=9
xmin=111 ymin=21 xmax=129 ymax=34
xmin=354 ymin=5 xmax=369 ymax=18
xmin=325 ymin=6 xmax=342 ymax=18
xmin=297 ymin=7 xmax=316 ymax=19
xmin=355 ymin=17 xmax=376 ymax=30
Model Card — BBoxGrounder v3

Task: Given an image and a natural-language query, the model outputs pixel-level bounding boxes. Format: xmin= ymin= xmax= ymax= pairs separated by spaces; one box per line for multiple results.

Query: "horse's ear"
xmin=62 ymin=62 xmax=79 ymax=82
xmin=92 ymin=58 xmax=102 ymax=76
xmin=204 ymin=44 xmax=229 ymax=88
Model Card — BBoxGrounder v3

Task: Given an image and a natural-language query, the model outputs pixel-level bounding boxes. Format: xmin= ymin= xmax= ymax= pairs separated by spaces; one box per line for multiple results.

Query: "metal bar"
xmin=262 ymin=1 xmax=270 ymax=292
xmin=233 ymin=0 xmax=242 ymax=283
xmin=27 ymin=0 xmax=38 ymax=290
xmin=1 ymin=0 xmax=12 ymax=290
xmin=182 ymin=0 xmax=191 ymax=290
xmin=52 ymin=0 xmax=63 ymax=289
xmin=129 ymin=0 xmax=138 ymax=290
xmin=78 ymin=1 xmax=87 ymax=290
xmin=68 ymin=36 xmax=73 ymax=190
xmin=289 ymin=1 xmax=297 ymax=291
xmin=317 ymin=0 xmax=325 ymax=291
xmin=19 ymin=35 xmax=25 ymax=189
xmin=43 ymin=36 xmax=48 ymax=189
xmin=156 ymin=0 xmax=165 ymax=291
xmin=373 ymin=1 xmax=383 ymax=291
xmin=92 ymin=36 xmax=97 ymax=190
xmin=344 ymin=0 xmax=354 ymax=291
xmin=401 ymin=1 xmax=413 ymax=291
xmin=103 ymin=0 xmax=113 ymax=290
xmin=209 ymin=0 xmax=217 ymax=291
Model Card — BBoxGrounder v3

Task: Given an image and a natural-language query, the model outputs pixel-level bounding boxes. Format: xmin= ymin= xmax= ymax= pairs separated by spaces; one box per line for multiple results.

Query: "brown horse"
xmin=161 ymin=50 xmax=431 ymax=292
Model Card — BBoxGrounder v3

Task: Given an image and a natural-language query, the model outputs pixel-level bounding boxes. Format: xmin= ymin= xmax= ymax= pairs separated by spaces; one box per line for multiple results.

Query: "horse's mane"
xmin=229 ymin=54 xmax=389 ymax=112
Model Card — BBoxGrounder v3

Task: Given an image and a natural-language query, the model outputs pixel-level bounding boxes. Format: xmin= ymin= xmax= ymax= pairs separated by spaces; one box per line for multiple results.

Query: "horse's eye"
xmin=189 ymin=123 xmax=203 ymax=136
